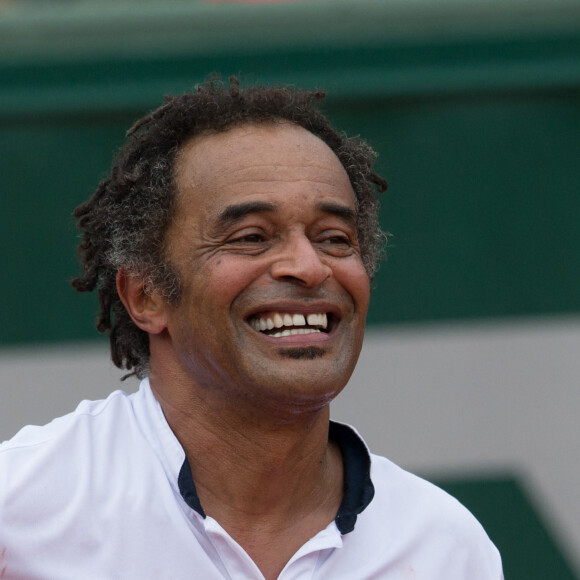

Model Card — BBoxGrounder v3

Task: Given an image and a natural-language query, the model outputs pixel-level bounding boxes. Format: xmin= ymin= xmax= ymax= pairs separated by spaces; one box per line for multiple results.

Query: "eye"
xmin=224 ymin=228 xmax=272 ymax=254
xmin=316 ymin=230 xmax=356 ymax=257
xmin=326 ymin=235 xmax=351 ymax=245
xmin=318 ymin=230 xmax=353 ymax=246
xmin=227 ymin=228 xmax=268 ymax=244
xmin=233 ymin=233 xmax=265 ymax=243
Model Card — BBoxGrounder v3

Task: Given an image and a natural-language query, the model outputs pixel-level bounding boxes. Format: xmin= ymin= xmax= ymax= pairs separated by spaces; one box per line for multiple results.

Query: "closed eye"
xmin=224 ymin=229 xmax=271 ymax=254
xmin=318 ymin=230 xmax=354 ymax=246
xmin=315 ymin=231 xmax=357 ymax=257
xmin=232 ymin=233 xmax=265 ymax=243
xmin=226 ymin=226 xmax=269 ymax=244
xmin=326 ymin=235 xmax=351 ymax=245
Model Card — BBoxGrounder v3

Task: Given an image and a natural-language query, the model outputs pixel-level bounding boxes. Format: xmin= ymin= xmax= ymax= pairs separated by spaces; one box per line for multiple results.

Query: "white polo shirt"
xmin=0 ymin=379 xmax=503 ymax=579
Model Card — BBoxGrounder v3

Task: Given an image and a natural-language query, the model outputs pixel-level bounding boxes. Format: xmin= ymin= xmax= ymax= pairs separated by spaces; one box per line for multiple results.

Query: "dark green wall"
xmin=336 ymin=94 xmax=580 ymax=324
xmin=1 ymin=0 xmax=579 ymax=346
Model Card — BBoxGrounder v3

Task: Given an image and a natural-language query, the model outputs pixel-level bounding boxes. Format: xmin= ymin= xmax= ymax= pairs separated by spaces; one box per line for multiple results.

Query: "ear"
xmin=116 ymin=269 xmax=167 ymax=335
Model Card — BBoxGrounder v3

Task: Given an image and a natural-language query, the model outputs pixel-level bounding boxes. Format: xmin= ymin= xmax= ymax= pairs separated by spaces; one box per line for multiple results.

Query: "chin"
xmin=277 ymin=346 xmax=327 ymax=360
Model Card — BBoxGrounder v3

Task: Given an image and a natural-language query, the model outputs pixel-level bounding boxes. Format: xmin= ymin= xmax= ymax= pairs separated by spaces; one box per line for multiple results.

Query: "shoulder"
xmin=368 ymin=453 xmax=478 ymax=527
xmin=0 ymin=384 xmax=192 ymax=577
xmin=0 ymin=388 xmax=160 ymax=562
xmin=352 ymin=453 xmax=503 ymax=578
xmin=0 ymin=390 xmax=139 ymax=501
xmin=1 ymin=389 xmax=135 ymax=456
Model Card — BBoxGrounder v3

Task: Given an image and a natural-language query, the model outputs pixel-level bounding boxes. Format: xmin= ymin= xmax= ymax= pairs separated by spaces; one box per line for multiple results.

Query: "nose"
xmin=270 ymin=233 xmax=332 ymax=287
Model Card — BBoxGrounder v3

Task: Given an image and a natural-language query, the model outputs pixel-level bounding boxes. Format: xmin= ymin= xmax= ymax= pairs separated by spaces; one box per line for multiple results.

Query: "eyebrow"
xmin=217 ymin=201 xmax=277 ymax=227
xmin=316 ymin=202 xmax=357 ymax=227
xmin=216 ymin=200 xmax=357 ymax=228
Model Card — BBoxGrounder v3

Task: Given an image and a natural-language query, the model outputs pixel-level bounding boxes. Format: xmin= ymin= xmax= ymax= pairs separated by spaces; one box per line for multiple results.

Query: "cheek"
xmin=335 ymin=261 xmax=371 ymax=313
xmin=199 ymin=258 xmax=265 ymax=306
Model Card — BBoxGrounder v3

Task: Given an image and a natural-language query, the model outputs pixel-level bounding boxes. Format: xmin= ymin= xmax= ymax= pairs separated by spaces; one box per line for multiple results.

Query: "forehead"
xmin=173 ymin=122 xmax=355 ymax=217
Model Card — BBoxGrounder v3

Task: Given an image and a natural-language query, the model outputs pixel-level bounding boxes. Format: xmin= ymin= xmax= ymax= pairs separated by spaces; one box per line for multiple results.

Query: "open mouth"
xmin=248 ymin=312 xmax=330 ymax=338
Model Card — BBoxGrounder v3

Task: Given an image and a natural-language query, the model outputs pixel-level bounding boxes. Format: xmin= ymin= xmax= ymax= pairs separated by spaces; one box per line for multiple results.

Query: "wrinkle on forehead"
xmin=174 ymin=122 xmax=348 ymax=193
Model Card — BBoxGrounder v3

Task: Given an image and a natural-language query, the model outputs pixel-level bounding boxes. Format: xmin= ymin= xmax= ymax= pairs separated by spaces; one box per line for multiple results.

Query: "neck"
xmin=151 ymin=373 xmax=338 ymax=516
xmin=149 ymin=372 xmax=344 ymax=579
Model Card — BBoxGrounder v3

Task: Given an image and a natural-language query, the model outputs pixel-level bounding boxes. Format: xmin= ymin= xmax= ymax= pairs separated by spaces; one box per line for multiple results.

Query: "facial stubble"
xmin=277 ymin=346 xmax=327 ymax=360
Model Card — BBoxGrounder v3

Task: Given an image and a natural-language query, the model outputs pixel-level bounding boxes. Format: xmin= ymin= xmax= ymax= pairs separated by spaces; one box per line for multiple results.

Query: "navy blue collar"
xmin=178 ymin=421 xmax=375 ymax=534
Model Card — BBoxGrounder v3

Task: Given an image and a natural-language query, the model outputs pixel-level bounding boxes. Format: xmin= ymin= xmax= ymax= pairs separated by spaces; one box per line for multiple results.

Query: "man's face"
xmin=160 ymin=122 xmax=370 ymax=414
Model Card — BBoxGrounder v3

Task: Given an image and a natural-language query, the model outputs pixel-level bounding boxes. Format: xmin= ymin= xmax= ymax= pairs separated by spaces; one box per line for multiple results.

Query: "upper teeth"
xmin=250 ymin=312 xmax=328 ymax=332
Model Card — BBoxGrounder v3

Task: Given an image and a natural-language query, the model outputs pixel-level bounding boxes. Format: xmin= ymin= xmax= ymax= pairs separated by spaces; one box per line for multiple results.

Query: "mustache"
xmin=239 ymin=285 xmax=340 ymax=305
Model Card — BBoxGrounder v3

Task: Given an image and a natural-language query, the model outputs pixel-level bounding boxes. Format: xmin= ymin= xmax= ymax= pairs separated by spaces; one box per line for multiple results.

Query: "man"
xmin=0 ymin=78 xmax=502 ymax=578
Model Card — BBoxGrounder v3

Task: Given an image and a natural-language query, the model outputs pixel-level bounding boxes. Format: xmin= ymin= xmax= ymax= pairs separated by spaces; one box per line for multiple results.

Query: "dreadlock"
xmin=72 ymin=76 xmax=388 ymax=379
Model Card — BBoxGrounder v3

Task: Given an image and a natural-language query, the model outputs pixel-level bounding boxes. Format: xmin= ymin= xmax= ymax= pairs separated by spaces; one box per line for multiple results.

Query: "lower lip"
xmin=254 ymin=329 xmax=332 ymax=344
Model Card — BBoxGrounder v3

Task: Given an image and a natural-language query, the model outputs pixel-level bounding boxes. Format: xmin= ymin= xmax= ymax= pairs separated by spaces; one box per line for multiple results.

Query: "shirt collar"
xmin=178 ymin=420 xmax=374 ymax=534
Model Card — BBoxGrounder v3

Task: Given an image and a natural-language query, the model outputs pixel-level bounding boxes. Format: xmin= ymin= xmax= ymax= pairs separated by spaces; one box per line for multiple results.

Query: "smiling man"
xmin=0 ymin=79 xmax=502 ymax=579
